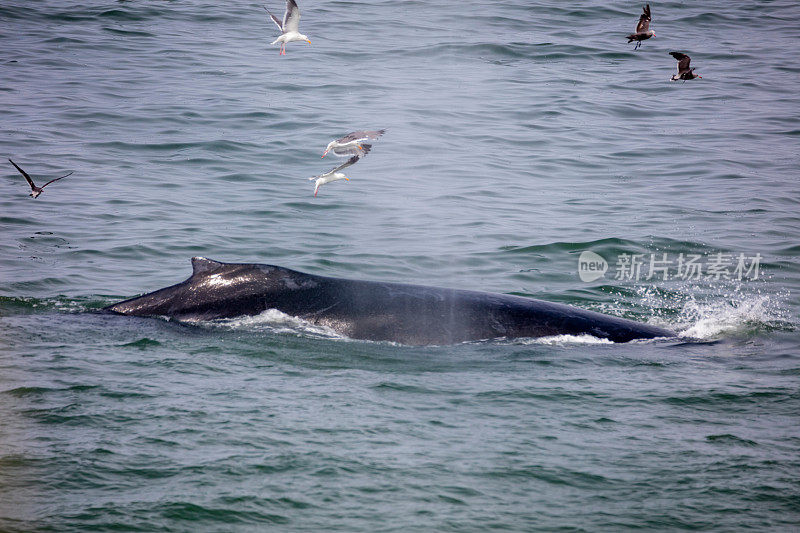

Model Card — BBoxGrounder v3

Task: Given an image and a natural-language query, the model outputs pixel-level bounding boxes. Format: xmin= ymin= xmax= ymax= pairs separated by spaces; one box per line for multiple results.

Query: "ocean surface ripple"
xmin=1 ymin=0 xmax=799 ymax=530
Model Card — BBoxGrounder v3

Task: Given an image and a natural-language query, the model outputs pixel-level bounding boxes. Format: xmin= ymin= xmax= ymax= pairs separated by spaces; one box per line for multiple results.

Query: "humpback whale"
xmin=105 ymin=257 xmax=676 ymax=345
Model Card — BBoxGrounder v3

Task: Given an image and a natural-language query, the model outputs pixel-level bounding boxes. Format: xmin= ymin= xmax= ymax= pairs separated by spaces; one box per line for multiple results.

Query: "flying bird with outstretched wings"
xmin=8 ymin=158 xmax=73 ymax=198
xmin=669 ymin=52 xmax=702 ymax=81
xmin=264 ymin=0 xmax=310 ymax=55
xmin=626 ymin=4 xmax=655 ymax=49
xmin=322 ymin=130 xmax=386 ymax=158
xmin=309 ymin=146 xmax=372 ymax=197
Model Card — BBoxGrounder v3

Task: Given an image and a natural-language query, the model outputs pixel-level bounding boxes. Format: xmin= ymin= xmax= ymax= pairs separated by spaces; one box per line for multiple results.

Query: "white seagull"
xmin=322 ymin=129 xmax=385 ymax=158
xmin=264 ymin=0 xmax=310 ymax=56
xmin=8 ymin=158 xmax=73 ymax=199
xmin=309 ymin=147 xmax=370 ymax=197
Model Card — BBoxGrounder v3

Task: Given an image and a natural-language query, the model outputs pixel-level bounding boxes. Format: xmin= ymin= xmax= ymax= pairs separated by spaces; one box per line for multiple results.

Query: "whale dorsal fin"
xmin=191 ymin=257 xmax=224 ymax=276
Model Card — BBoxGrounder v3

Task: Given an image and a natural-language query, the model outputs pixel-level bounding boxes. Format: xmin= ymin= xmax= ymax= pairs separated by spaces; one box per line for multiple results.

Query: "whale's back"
xmin=105 ymin=258 xmax=676 ymax=344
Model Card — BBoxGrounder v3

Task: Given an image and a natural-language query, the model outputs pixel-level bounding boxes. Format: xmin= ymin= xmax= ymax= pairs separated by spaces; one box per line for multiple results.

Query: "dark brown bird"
xmin=8 ymin=159 xmax=73 ymax=198
xmin=626 ymin=4 xmax=654 ymax=49
xmin=669 ymin=52 xmax=702 ymax=81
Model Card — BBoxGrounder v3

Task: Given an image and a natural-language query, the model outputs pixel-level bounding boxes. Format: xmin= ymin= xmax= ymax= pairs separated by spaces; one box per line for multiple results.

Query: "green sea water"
xmin=1 ymin=1 xmax=799 ymax=530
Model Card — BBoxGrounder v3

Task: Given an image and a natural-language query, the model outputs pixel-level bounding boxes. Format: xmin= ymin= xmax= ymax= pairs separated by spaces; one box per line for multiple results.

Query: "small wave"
xmin=102 ymin=27 xmax=155 ymax=38
xmin=705 ymin=434 xmax=758 ymax=447
xmin=118 ymin=338 xmax=162 ymax=349
xmin=0 ymin=295 xmax=97 ymax=313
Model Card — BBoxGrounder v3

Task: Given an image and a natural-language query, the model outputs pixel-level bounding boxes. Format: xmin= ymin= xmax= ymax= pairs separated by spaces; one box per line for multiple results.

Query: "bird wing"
xmin=337 ymin=131 xmax=367 ymax=143
xmin=338 ymin=129 xmax=385 ymax=143
xmin=636 ymin=5 xmax=651 ymax=32
xmin=330 ymin=143 xmax=374 ymax=157
xmin=362 ymin=129 xmax=386 ymax=141
xmin=8 ymin=158 xmax=37 ymax=190
xmin=283 ymin=0 xmax=300 ymax=33
xmin=636 ymin=13 xmax=650 ymax=33
xmin=330 ymin=154 xmax=362 ymax=174
xmin=330 ymin=146 xmax=362 ymax=157
xmin=670 ymin=52 xmax=691 ymax=73
xmin=41 ymin=171 xmax=73 ymax=189
xmin=264 ymin=6 xmax=283 ymax=31
xmin=311 ymin=154 xmax=362 ymax=180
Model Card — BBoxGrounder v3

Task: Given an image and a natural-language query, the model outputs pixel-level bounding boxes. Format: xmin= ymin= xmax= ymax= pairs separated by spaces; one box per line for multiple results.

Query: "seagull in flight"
xmin=669 ymin=52 xmax=702 ymax=81
xmin=309 ymin=146 xmax=371 ymax=197
xmin=8 ymin=158 xmax=73 ymax=198
xmin=322 ymin=129 xmax=386 ymax=158
xmin=626 ymin=4 xmax=654 ymax=50
xmin=264 ymin=0 xmax=310 ymax=55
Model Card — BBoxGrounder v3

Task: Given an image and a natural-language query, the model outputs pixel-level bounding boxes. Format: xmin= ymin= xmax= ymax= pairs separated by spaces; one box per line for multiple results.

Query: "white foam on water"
xmin=529 ymin=334 xmax=615 ymax=345
xmin=504 ymin=334 xmax=615 ymax=346
xmin=207 ymin=308 xmax=345 ymax=340
xmin=676 ymin=294 xmax=781 ymax=340
xmin=627 ymin=281 xmax=792 ymax=341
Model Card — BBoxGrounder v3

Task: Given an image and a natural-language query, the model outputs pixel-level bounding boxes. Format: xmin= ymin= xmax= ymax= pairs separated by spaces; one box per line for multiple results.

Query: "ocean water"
xmin=1 ymin=0 xmax=799 ymax=530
